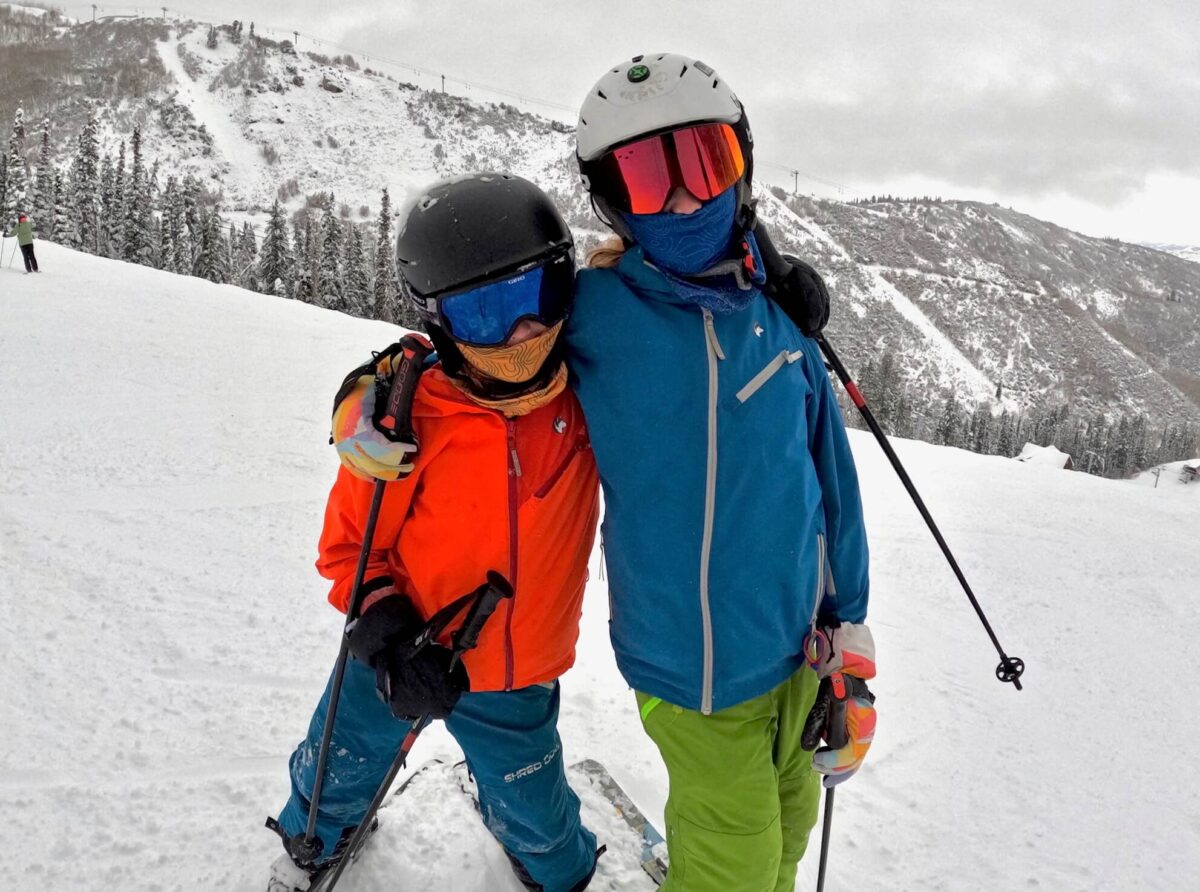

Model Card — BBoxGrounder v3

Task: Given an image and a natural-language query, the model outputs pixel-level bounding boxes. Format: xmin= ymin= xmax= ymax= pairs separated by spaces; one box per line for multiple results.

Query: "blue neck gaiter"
xmin=622 ymin=186 xmax=765 ymax=315
xmin=623 ymin=186 xmax=737 ymax=276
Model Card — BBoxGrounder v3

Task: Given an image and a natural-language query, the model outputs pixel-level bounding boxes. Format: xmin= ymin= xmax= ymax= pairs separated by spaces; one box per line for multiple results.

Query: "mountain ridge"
xmin=2 ymin=14 xmax=1198 ymax=442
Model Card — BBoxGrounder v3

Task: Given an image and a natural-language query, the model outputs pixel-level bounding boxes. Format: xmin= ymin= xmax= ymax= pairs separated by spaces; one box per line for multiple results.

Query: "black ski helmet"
xmin=393 ymin=173 xmax=575 ymax=380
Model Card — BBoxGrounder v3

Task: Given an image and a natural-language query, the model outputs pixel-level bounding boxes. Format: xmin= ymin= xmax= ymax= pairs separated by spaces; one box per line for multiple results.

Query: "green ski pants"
xmin=635 ymin=668 xmax=822 ymax=891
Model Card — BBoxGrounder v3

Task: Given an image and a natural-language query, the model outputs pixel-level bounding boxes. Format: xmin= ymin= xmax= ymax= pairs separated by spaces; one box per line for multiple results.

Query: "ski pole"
xmin=295 ymin=336 xmax=433 ymax=864
xmin=316 ymin=572 xmax=514 ymax=892
xmin=814 ymin=333 xmax=1024 ymax=690
xmin=750 ymin=224 xmax=1024 ymax=690
xmin=815 ymin=787 xmax=835 ymax=892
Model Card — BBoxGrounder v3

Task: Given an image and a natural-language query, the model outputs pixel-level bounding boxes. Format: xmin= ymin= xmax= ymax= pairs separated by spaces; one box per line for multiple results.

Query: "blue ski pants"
xmin=275 ymin=657 xmax=597 ymax=891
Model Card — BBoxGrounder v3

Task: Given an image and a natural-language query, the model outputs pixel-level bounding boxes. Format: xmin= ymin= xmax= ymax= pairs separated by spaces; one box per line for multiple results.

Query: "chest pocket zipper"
xmin=736 ymin=349 xmax=805 ymax=404
xmin=534 ymin=436 xmax=591 ymax=499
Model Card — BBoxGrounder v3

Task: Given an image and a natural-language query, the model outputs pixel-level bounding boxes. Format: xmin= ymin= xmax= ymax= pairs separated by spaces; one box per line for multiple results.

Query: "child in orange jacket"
xmin=268 ymin=175 xmax=601 ymax=892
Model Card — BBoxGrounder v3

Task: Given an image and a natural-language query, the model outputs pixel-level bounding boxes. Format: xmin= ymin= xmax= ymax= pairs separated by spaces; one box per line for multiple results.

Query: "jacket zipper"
xmin=736 ymin=349 xmax=805 ymax=404
xmin=533 ymin=435 xmax=590 ymax=499
xmin=505 ymin=419 xmax=520 ymax=691
xmin=700 ymin=309 xmax=724 ymax=715
xmin=812 ymin=533 xmax=827 ymax=627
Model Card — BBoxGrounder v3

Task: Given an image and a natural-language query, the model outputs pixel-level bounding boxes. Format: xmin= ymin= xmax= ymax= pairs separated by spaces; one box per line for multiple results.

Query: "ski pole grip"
xmin=377 ymin=334 xmax=433 ymax=442
xmin=451 ymin=571 xmax=514 ymax=658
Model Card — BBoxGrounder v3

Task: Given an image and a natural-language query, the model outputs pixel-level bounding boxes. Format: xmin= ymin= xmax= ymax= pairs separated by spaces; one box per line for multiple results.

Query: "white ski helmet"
xmin=576 ymin=53 xmax=755 ymax=236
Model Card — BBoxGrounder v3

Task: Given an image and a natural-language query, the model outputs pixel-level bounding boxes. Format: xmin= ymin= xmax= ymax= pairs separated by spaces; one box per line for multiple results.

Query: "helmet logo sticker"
xmin=618 ymin=68 xmax=671 ymax=102
xmin=627 ymin=64 xmax=650 ymax=83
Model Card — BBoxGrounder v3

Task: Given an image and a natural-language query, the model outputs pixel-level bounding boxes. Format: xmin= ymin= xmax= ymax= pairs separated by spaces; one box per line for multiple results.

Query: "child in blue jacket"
xmin=567 ymin=54 xmax=879 ymax=891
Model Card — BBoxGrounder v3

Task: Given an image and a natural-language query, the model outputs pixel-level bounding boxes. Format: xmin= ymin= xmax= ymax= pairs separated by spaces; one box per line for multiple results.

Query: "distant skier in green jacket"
xmin=3 ymin=213 xmax=40 ymax=273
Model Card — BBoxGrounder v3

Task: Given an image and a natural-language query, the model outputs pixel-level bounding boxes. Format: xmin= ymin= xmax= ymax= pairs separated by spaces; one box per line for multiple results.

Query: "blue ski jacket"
xmin=567 ymin=245 xmax=869 ymax=714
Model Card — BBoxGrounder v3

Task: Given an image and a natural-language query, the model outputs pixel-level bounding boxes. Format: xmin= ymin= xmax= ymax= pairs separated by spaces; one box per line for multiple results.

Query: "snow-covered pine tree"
xmin=294 ymin=212 xmax=317 ymax=302
xmin=34 ymin=120 xmax=54 ymax=232
xmin=97 ymin=152 xmax=115 ymax=255
xmin=110 ymin=140 xmax=127 ymax=258
xmin=996 ymin=408 xmax=1014 ymax=457
xmin=71 ymin=111 xmax=101 ymax=252
xmin=1130 ymin=413 xmax=1148 ymax=472
xmin=123 ymin=127 xmax=153 ymax=266
xmin=970 ymin=403 xmax=994 ymax=454
xmin=892 ymin=390 xmax=915 ymax=440
xmin=192 ymin=206 xmax=230 ymax=284
xmin=2 ymin=108 xmax=28 ymax=226
xmin=318 ymin=206 xmax=345 ymax=311
xmin=1109 ymin=414 xmax=1132 ymax=478
xmin=181 ymin=175 xmax=204 ymax=267
xmin=878 ymin=352 xmax=903 ymax=433
xmin=52 ymin=168 xmax=69 ymax=242
xmin=935 ymin=393 xmax=960 ymax=447
xmin=158 ymin=176 xmax=179 ymax=272
xmin=1084 ymin=411 xmax=1109 ymax=475
xmin=344 ymin=220 xmax=371 ymax=317
xmin=372 ymin=187 xmax=406 ymax=325
xmin=257 ymin=199 xmax=293 ymax=297
xmin=238 ymin=223 xmax=258 ymax=290
xmin=227 ymin=221 xmax=242 ymax=284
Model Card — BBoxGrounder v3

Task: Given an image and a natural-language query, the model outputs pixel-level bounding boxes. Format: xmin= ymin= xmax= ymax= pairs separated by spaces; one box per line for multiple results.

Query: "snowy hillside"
xmin=3 ymin=246 xmax=1199 ymax=890
xmin=1142 ymin=242 xmax=1200 ymax=265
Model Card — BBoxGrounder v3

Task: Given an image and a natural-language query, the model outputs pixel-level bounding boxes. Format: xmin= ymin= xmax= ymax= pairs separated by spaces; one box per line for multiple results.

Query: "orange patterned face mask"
xmin=457 ymin=320 xmax=564 ymax=383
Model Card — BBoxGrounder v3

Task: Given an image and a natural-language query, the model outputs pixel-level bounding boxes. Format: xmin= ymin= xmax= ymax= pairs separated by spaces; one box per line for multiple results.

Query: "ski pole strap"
xmin=405 ymin=571 xmax=515 ymax=660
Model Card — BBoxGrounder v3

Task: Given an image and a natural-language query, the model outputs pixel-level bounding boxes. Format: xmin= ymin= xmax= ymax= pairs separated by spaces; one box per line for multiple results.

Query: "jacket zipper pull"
xmin=511 ymin=448 xmax=523 ymax=477
xmin=703 ymin=309 xmax=726 ymax=360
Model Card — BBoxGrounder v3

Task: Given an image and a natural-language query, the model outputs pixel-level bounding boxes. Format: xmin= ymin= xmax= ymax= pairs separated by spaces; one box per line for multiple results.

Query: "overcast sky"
xmin=68 ymin=0 xmax=1200 ymax=244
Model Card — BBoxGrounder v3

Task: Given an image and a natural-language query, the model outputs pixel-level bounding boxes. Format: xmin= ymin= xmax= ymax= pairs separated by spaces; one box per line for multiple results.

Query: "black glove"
xmin=376 ymin=642 xmax=468 ymax=721
xmin=752 ymin=220 xmax=831 ymax=336
xmin=348 ymin=581 xmax=470 ymax=721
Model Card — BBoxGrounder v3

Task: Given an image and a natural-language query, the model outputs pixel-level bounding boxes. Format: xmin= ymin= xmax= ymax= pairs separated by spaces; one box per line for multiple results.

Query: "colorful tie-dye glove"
xmin=330 ymin=337 xmax=430 ymax=482
xmin=802 ymin=622 xmax=877 ymax=787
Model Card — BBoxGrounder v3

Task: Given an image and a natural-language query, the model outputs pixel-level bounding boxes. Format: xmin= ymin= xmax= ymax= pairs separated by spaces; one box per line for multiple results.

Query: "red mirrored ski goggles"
xmin=588 ymin=122 xmax=746 ymax=215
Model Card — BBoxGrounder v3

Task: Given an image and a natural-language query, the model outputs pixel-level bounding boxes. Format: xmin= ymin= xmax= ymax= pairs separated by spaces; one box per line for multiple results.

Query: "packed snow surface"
xmin=2 ymin=244 xmax=1199 ymax=890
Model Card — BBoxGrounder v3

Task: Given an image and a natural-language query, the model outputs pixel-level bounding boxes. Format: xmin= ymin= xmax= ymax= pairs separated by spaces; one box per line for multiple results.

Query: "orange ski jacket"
xmin=317 ymin=365 xmax=600 ymax=692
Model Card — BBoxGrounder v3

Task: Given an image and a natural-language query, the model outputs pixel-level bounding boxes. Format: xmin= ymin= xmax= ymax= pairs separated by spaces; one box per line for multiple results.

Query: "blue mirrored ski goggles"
xmin=437 ymin=258 xmax=573 ymax=347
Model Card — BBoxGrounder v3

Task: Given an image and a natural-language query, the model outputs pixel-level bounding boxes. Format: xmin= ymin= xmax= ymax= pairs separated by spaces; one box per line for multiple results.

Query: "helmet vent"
xmin=679 ymin=64 xmax=688 ymax=77
xmin=597 ymin=89 xmax=607 ymax=100
xmin=632 ymin=54 xmax=644 ymax=62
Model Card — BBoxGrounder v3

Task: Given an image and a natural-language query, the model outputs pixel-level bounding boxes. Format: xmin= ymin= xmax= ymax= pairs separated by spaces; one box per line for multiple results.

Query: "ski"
xmin=572 ymin=758 xmax=668 ymax=887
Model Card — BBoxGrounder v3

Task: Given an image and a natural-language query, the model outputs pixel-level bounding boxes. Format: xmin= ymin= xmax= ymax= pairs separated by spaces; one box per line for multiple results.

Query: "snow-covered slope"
xmin=4 ymin=243 xmax=1199 ymax=891
xmin=145 ymin=23 xmax=575 ymax=224
xmin=1142 ymin=242 xmax=1200 ymax=265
